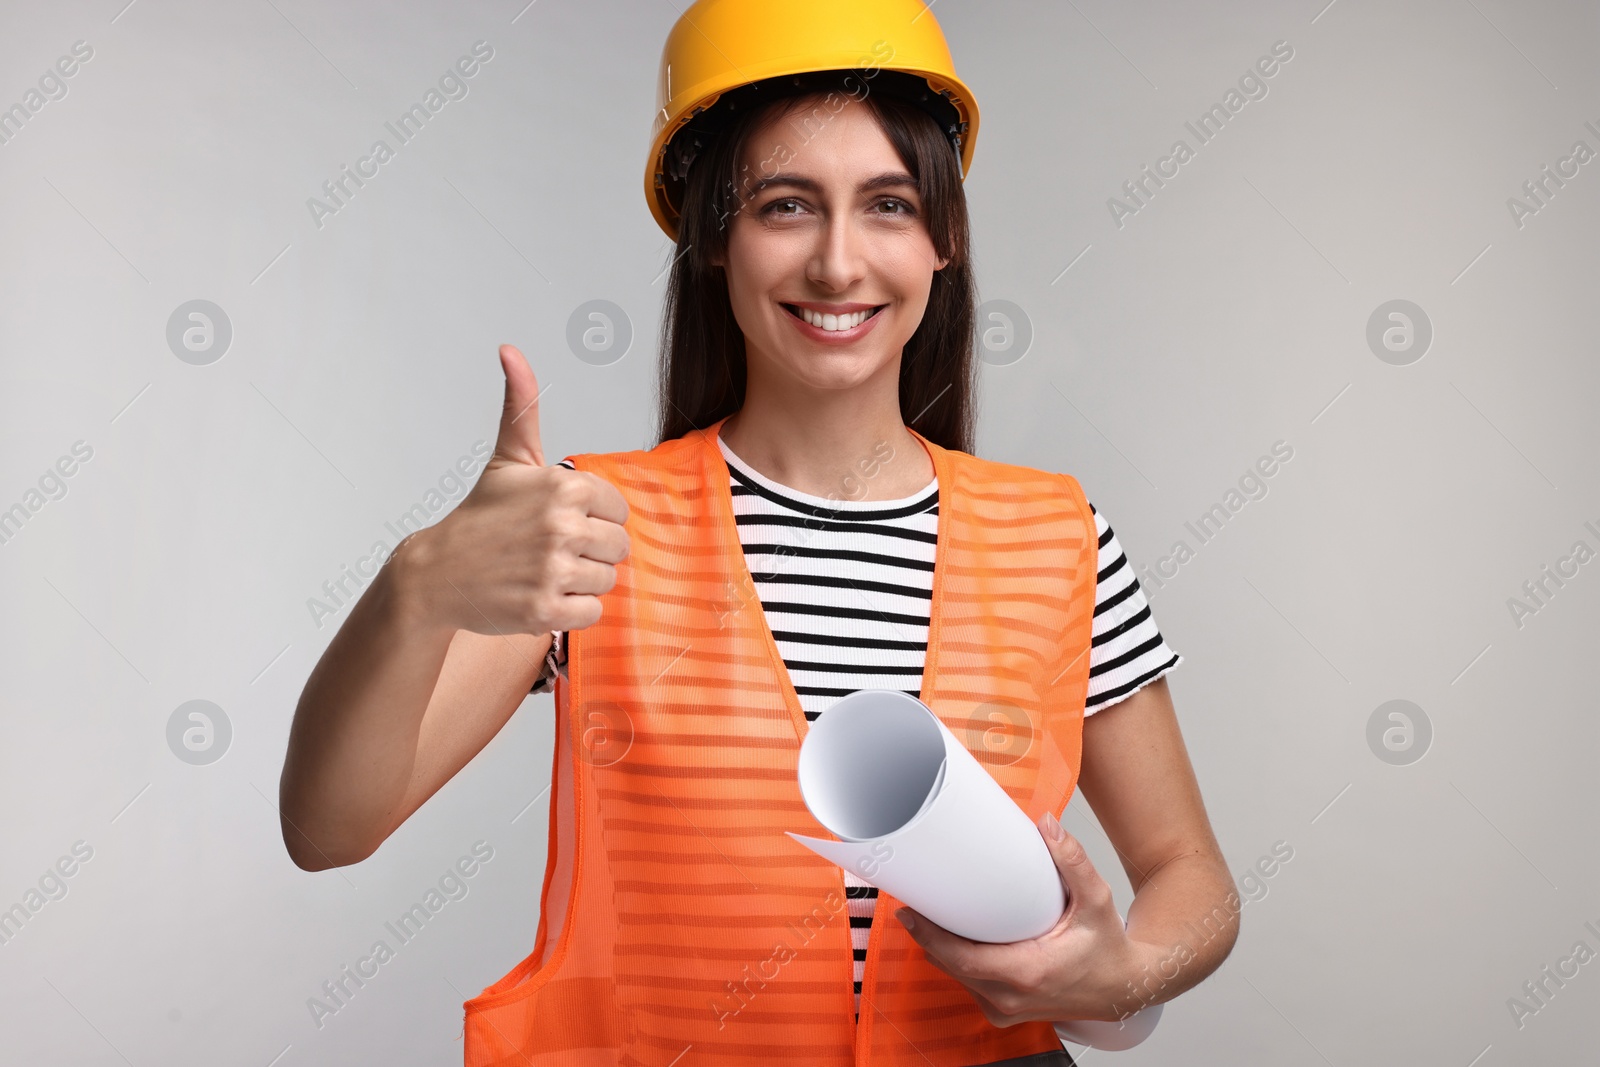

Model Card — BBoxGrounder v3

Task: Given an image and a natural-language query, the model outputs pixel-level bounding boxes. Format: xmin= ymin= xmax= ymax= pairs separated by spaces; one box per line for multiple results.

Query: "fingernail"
xmin=1042 ymin=810 xmax=1065 ymax=843
xmin=897 ymin=909 xmax=915 ymax=931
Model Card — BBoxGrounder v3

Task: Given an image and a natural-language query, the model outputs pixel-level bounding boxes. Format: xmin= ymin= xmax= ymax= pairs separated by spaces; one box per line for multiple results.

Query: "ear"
xmin=933 ymin=252 xmax=951 ymax=271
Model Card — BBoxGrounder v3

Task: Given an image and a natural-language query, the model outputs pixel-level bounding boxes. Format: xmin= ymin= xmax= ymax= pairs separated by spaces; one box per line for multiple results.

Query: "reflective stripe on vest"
xmin=462 ymin=415 xmax=1099 ymax=1067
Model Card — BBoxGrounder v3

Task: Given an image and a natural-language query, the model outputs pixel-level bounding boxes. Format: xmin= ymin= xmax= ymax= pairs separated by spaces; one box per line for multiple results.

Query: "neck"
xmin=719 ymin=356 xmax=935 ymax=501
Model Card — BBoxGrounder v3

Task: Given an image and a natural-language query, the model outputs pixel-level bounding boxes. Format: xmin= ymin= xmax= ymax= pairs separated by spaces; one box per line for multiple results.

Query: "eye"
xmin=875 ymin=197 xmax=917 ymax=217
xmin=761 ymin=197 xmax=806 ymax=217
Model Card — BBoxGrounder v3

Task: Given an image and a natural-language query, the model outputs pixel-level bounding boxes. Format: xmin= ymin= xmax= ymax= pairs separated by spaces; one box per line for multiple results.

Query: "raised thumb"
xmin=493 ymin=343 xmax=545 ymax=467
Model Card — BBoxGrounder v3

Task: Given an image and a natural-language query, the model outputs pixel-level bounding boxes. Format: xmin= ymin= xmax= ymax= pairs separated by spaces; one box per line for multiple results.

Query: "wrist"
xmin=378 ymin=526 xmax=455 ymax=639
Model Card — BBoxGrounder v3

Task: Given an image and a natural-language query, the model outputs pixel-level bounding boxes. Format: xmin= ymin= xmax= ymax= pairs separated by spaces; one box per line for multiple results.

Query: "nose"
xmin=805 ymin=210 xmax=868 ymax=294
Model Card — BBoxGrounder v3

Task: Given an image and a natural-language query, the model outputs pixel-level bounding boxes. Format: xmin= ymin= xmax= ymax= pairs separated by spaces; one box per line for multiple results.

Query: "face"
xmin=713 ymin=93 xmax=949 ymax=394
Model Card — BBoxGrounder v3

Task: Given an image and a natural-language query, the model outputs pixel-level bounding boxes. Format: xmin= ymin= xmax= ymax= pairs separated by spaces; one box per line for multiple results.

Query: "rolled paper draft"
xmin=786 ymin=688 xmax=1162 ymax=1050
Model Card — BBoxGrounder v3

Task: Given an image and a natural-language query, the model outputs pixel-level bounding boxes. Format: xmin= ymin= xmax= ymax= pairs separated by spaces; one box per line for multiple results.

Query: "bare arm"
xmin=277 ymin=543 xmax=552 ymax=871
xmin=1074 ymin=675 xmax=1240 ymax=1002
xmin=277 ymin=344 xmax=627 ymax=872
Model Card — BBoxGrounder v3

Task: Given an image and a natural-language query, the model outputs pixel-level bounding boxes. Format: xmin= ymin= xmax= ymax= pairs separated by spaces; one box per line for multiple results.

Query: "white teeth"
xmin=796 ymin=307 xmax=875 ymax=331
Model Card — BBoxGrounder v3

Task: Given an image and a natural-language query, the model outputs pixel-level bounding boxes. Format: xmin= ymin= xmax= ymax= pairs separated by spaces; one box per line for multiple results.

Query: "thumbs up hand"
xmin=396 ymin=344 xmax=631 ymax=637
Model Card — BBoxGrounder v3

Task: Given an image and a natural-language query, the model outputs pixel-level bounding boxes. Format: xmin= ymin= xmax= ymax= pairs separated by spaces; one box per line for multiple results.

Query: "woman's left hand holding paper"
xmin=893 ymin=811 xmax=1159 ymax=1026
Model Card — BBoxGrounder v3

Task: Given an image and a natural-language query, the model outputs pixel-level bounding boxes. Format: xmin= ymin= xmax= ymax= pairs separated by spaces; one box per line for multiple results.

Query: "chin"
xmin=782 ymin=353 xmax=897 ymax=391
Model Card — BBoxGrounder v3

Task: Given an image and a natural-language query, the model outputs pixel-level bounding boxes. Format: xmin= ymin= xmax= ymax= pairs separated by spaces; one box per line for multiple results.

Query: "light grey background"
xmin=2 ymin=0 xmax=1596 ymax=1063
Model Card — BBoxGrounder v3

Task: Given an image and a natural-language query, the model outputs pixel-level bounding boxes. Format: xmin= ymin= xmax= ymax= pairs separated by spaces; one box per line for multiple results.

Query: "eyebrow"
xmin=749 ymin=171 xmax=918 ymax=195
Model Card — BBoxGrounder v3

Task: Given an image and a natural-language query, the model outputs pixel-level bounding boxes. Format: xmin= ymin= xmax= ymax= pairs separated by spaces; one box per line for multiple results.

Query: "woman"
xmin=279 ymin=2 xmax=1238 ymax=1064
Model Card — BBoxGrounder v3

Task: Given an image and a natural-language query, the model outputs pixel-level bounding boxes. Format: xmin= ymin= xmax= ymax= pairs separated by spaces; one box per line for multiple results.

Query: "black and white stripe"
xmin=726 ymin=446 xmax=940 ymax=718
xmin=533 ymin=443 xmax=1182 ymax=1016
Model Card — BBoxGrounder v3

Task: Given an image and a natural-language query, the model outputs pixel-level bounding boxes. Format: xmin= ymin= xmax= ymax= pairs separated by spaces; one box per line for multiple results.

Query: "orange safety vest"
xmin=462 ymin=415 xmax=1099 ymax=1067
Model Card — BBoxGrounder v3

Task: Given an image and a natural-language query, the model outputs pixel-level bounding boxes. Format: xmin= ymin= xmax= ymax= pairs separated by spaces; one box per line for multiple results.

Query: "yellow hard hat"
xmin=645 ymin=0 xmax=980 ymax=241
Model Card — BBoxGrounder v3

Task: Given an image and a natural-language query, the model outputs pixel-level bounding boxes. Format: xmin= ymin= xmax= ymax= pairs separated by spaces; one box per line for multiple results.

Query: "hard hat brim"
xmin=648 ymin=61 xmax=977 ymax=242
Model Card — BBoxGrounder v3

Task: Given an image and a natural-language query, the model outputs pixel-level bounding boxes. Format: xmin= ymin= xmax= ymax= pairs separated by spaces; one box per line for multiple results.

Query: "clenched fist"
xmin=398 ymin=344 xmax=630 ymax=637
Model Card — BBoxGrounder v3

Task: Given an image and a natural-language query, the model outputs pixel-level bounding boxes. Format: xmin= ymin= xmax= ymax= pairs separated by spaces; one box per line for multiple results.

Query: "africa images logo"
xmin=1106 ymin=40 xmax=1295 ymax=228
xmin=305 ymin=41 xmax=495 ymax=229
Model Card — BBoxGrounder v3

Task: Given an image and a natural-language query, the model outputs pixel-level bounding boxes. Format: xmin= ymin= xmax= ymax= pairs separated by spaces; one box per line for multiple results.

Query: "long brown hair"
xmin=653 ymin=76 xmax=979 ymax=454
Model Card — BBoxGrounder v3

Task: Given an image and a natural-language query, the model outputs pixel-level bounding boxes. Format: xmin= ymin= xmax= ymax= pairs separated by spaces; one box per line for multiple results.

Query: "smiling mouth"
xmin=781 ymin=304 xmax=886 ymax=332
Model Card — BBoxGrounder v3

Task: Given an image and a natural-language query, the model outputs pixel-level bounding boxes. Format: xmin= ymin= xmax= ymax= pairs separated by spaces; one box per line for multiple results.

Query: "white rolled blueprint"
xmin=786 ymin=688 xmax=1162 ymax=1050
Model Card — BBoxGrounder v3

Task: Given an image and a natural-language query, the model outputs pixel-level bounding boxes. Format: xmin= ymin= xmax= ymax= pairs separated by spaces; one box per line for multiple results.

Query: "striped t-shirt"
xmin=532 ymin=437 xmax=1182 ymax=1017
